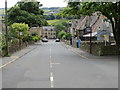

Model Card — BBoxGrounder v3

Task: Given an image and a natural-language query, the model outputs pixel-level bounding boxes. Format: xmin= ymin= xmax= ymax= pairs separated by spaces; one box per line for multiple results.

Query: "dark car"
xmin=55 ymin=38 xmax=60 ymax=42
xmin=42 ymin=38 xmax=48 ymax=42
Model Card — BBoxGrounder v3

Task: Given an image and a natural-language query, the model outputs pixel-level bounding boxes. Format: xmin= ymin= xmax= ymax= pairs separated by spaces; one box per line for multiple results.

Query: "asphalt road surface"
xmin=2 ymin=40 xmax=118 ymax=88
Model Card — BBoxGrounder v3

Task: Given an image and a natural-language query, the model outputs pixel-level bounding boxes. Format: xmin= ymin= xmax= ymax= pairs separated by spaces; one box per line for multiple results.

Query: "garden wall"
xmin=64 ymin=40 xmax=119 ymax=56
xmin=1 ymin=41 xmax=35 ymax=57
xmin=81 ymin=41 xmax=119 ymax=56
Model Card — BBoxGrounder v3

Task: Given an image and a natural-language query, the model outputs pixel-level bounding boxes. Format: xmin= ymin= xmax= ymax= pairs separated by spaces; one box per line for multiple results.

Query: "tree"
xmin=8 ymin=1 xmax=48 ymax=27
xmin=9 ymin=23 xmax=29 ymax=39
xmin=58 ymin=30 xmax=66 ymax=39
xmin=55 ymin=24 xmax=67 ymax=32
xmin=65 ymin=33 xmax=72 ymax=40
xmin=18 ymin=1 xmax=44 ymax=15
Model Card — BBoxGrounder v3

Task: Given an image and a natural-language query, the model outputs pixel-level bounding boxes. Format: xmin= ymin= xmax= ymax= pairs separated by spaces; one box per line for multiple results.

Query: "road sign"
xmin=20 ymin=32 xmax=22 ymax=36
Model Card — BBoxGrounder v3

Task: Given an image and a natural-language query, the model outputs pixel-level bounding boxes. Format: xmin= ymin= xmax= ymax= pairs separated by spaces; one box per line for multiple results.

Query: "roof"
xmin=42 ymin=26 xmax=55 ymax=30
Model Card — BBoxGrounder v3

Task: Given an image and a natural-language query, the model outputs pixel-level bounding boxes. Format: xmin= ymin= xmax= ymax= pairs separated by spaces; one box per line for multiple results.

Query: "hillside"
xmin=47 ymin=19 xmax=71 ymax=26
xmin=41 ymin=7 xmax=63 ymax=15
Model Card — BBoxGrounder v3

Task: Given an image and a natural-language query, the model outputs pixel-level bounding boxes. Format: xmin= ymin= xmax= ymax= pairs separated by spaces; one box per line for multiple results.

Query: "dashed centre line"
xmin=50 ymin=72 xmax=54 ymax=88
xmin=49 ymin=45 xmax=54 ymax=88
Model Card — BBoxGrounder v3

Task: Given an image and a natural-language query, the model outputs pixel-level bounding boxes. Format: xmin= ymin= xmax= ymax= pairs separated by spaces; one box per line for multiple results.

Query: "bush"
xmin=31 ymin=35 xmax=41 ymax=42
xmin=0 ymin=34 xmax=6 ymax=50
xmin=22 ymin=36 xmax=32 ymax=42
xmin=11 ymin=38 xmax=19 ymax=45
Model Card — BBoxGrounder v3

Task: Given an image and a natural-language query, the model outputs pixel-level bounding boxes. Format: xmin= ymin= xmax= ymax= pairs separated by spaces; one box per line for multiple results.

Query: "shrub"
xmin=11 ymin=38 xmax=19 ymax=45
xmin=31 ymin=35 xmax=41 ymax=42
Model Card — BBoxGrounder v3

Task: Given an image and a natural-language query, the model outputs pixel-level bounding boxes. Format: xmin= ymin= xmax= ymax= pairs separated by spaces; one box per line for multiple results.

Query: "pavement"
xmin=0 ymin=42 xmax=40 ymax=69
xmin=63 ymin=42 xmax=118 ymax=60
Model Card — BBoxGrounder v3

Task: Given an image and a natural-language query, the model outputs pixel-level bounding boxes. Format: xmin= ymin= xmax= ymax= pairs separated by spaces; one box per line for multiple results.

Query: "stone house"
xmin=29 ymin=27 xmax=42 ymax=36
xmin=70 ymin=13 xmax=114 ymax=42
xmin=42 ymin=26 xmax=56 ymax=39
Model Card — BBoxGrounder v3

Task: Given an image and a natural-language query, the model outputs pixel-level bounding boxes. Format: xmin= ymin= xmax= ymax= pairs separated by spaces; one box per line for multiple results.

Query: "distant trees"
xmin=44 ymin=15 xmax=56 ymax=20
xmin=8 ymin=1 xmax=48 ymax=27
xmin=55 ymin=24 xmax=67 ymax=32
xmin=58 ymin=30 xmax=66 ymax=39
xmin=58 ymin=30 xmax=72 ymax=40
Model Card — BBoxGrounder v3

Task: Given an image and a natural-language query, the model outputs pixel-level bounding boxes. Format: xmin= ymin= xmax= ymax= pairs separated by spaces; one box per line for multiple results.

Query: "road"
xmin=2 ymin=40 xmax=118 ymax=88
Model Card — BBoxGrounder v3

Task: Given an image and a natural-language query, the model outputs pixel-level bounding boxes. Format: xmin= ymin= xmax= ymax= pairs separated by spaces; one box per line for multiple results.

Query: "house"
xmin=42 ymin=26 xmax=56 ymax=39
xmin=83 ymin=15 xmax=114 ymax=41
xmin=29 ymin=27 xmax=42 ymax=36
xmin=70 ymin=13 xmax=114 ymax=42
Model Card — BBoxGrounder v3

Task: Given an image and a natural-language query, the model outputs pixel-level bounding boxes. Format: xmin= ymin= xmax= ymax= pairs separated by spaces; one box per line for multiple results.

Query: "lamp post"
xmin=5 ymin=0 xmax=9 ymax=56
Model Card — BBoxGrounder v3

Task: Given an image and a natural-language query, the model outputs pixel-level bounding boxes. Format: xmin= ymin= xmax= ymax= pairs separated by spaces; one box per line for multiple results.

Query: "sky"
xmin=0 ymin=0 xmax=68 ymax=8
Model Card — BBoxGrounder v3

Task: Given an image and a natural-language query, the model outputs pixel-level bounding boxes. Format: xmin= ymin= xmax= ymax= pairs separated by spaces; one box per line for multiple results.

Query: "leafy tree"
xmin=18 ymin=1 xmax=44 ymax=15
xmin=9 ymin=23 xmax=29 ymax=39
xmin=55 ymin=24 xmax=67 ymax=32
xmin=58 ymin=30 xmax=66 ymax=39
xmin=8 ymin=1 xmax=48 ymax=27
xmin=65 ymin=33 xmax=72 ymax=40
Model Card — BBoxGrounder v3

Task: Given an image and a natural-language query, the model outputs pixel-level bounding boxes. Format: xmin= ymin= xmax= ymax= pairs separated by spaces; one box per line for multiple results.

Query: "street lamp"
xmin=5 ymin=0 xmax=9 ymax=56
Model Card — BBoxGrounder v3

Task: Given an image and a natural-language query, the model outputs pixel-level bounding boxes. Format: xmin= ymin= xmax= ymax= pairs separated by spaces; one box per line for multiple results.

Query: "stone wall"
xmin=81 ymin=41 xmax=119 ymax=56
xmin=64 ymin=40 xmax=119 ymax=56
xmin=1 ymin=41 xmax=35 ymax=57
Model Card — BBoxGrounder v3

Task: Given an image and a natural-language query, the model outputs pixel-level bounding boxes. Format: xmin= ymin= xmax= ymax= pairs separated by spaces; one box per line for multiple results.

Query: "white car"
xmin=55 ymin=38 xmax=60 ymax=42
xmin=42 ymin=38 xmax=48 ymax=42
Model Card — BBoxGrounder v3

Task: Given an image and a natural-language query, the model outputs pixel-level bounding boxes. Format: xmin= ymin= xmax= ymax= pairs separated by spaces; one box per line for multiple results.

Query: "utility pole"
xmin=90 ymin=27 xmax=92 ymax=54
xmin=87 ymin=16 xmax=92 ymax=54
xmin=5 ymin=0 xmax=9 ymax=56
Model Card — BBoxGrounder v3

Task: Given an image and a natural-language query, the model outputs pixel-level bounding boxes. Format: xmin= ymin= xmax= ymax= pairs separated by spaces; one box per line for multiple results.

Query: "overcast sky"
xmin=0 ymin=0 xmax=68 ymax=8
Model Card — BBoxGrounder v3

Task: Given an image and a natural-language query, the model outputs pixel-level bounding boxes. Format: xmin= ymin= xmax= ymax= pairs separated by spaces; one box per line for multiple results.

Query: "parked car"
xmin=42 ymin=38 xmax=48 ymax=42
xmin=55 ymin=38 xmax=60 ymax=42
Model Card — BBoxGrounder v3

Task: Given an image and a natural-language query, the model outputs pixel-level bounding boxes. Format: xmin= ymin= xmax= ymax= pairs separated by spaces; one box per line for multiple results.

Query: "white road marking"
xmin=71 ymin=49 xmax=88 ymax=59
xmin=50 ymin=72 xmax=54 ymax=88
xmin=0 ymin=57 xmax=19 ymax=69
xmin=51 ymin=63 xmax=60 ymax=65
xmin=49 ymin=46 xmax=54 ymax=88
